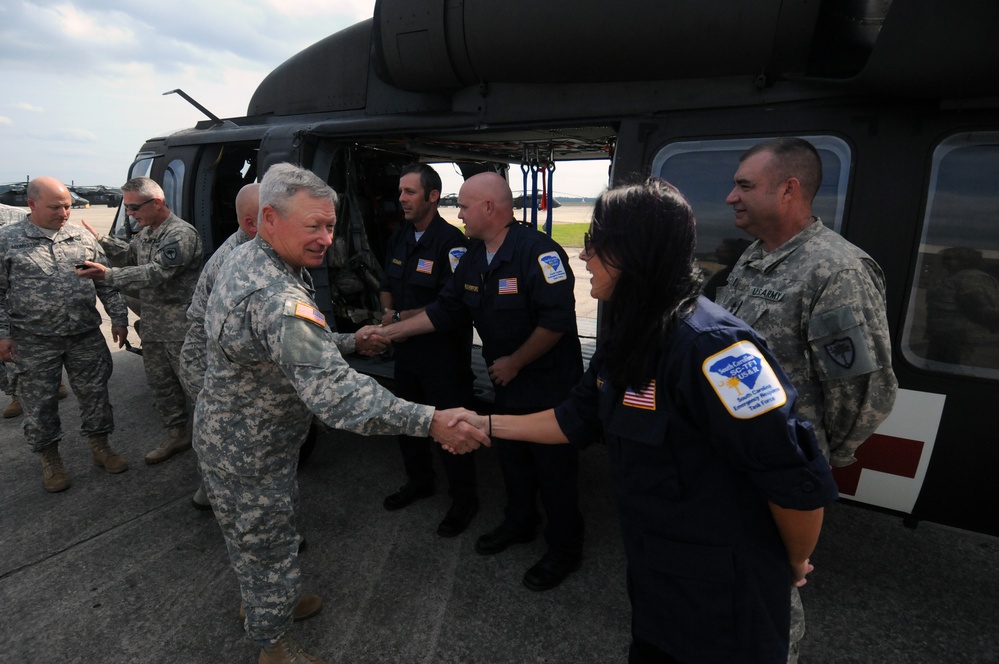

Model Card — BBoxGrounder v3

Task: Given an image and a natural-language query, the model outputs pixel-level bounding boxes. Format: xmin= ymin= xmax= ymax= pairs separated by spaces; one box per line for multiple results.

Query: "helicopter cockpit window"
xmin=112 ymin=155 xmax=154 ymax=239
xmin=901 ymin=132 xmax=999 ymax=378
xmin=162 ymin=159 xmax=185 ymax=216
xmin=650 ymin=136 xmax=850 ymax=300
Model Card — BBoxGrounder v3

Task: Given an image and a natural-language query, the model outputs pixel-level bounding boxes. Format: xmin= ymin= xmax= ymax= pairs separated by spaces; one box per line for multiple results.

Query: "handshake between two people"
xmin=353 ymin=325 xmax=391 ymax=356
xmin=428 ymin=409 xmax=491 ymax=455
xmin=354 ymin=323 xmax=492 ymax=454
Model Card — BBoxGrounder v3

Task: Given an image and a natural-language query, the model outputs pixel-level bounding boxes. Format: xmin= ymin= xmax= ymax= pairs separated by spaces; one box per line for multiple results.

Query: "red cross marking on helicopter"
xmin=830 ymin=433 xmax=924 ymax=496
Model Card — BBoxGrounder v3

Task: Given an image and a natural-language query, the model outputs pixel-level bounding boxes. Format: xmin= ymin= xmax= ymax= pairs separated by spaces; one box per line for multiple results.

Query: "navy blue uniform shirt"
xmin=427 ymin=222 xmax=582 ymax=411
xmin=381 ymin=213 xmax=472 ymax=370
xmin=555 ymin=297 xmax=838 ymax=663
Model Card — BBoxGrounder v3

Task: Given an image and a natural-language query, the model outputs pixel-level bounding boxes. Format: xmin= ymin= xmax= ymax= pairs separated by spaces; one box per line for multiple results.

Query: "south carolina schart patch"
xmin=538 ymin=251 xmax=567 ymax=284
xmin=702 ymin=340 xmax=787 ymax=419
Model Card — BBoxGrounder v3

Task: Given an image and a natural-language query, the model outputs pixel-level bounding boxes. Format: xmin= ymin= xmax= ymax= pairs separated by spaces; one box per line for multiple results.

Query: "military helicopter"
xmin=116 ymin=0 xmax=999 ymax=536
xmin=1 ymin=181 xmax=105 ymax=208
xmin=70 ymin=185 xmax=122 ymax=208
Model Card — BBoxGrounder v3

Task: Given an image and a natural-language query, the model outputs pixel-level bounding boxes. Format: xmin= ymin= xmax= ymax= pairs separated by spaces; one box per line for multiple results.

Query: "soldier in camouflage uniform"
xmin=715 ymin=137 xmax=898 ymax=664
xmin=0 ymin=203 xmax=28 ymax=416
xmin=79 ymin=177 xmax=203 ymax=465
xmin=179 ymin=183 xmax=261 ymax=402
xmin=179 ymin=182 xmax=387 ymax=512
xmin=194 ymin=163 xmax=486 ymax=664
xmin=179 ymin=183 xmax=261 ymax=511
xmin=0 ymin=203 xmax=26 ymax=226
xmin=0 ymin=178 xmax=129 ymax=492
xmin=925 ymin=246 xmax=999 ymax=365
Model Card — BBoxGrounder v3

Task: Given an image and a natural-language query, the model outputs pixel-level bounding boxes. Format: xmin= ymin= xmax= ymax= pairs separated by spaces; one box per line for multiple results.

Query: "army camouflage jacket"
xmin=179 ymin=228 xmax=357 ymax=399
xmin=193 ymin=237 xmax=432 ymax=476
xmin=98 ymin=212 xmax=203 ymax=342
xmin=0 ymin=204 xmax=27 ymax=227
xmin=716 ymin=219 xmax=897 ymax=466
xmin=0 ymin=219 xmax=128 ymax=338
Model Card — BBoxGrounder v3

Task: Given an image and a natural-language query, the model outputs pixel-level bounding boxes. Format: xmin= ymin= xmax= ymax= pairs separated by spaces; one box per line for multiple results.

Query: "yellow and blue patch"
xmin=702 ymin=340 xmax=786 ymax=419
xmin=448 ymin=246 xmax=467 ymax=272
xmin=538 ymin=251 xmax=568 ymax=284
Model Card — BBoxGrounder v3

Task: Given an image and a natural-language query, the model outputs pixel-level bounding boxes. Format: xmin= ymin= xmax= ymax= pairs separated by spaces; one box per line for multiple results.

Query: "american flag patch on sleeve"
xmin=294 ymin=302 xmax=326 ymax=327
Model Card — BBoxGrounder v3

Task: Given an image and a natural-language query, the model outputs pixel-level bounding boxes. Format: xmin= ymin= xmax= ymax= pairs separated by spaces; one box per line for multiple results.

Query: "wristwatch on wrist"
xmin=392 ymin=311 xmax=402 ymax=323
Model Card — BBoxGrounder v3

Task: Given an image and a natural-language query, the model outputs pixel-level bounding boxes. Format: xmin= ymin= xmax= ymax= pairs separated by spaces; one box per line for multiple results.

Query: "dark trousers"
xmin=629 ymin=638 xmax=680 ymax=664
xmin=495 ymin=421 xmax=584 ymax=560
xmin=394 ymin=359 xmax=476 ymax=503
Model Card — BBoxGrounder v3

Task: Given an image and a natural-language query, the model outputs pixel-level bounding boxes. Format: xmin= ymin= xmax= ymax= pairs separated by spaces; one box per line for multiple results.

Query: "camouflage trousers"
xmin=0 ymin=362 xmax=14 ymax=395
xmin=10 ymin=329 xmax=113 ymax=452
xmin=142 ymin=341 xmax=188 ymax=430
xmin=788 ymin=586 xmax=805 ymax=664
xmin=200 ymin=460 xmax=304 ymax=646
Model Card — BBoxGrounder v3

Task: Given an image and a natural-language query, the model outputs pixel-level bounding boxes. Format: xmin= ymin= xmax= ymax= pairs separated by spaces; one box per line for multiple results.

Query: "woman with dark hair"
xmin=451 ymin=179 xmax=838 ymax=663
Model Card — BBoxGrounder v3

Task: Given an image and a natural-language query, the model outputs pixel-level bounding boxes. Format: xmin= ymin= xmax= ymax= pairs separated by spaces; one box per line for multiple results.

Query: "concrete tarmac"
xmin=1 ymin=209 xmax=998 ymax=662
xmin=3 ymin=328 xmax=999 ymax=663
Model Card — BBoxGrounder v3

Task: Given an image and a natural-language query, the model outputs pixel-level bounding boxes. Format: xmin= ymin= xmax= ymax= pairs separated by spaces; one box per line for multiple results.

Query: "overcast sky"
xmin=0 ymin=0 xmax=608 ymax=198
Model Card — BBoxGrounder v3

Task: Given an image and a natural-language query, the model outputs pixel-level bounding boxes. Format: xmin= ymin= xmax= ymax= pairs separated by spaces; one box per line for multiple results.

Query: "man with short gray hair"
xmin=194 ymin=163 xmax=486 ymax=664
xmin=80 ymin=176 xmax=203 ymax=465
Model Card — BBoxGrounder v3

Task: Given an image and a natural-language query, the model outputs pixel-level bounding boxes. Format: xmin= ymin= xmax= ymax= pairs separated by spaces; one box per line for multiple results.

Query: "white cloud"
xmin=46 ymin=128 xmax=100 ymax=142
xmin=264 ymin=0 xmax=374 ymax=19
xmin=51 ymin=3 xmax=135 ymax=43
xmin=4 ymin=0 xmax=621 ymax=193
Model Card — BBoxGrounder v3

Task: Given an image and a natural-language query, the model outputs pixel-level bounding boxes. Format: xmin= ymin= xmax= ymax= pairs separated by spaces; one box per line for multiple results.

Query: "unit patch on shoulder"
xmin=158 ymin=238 xmax=183 ymax=267
xmin=293 ymin=301 xmax=326 ymax=328
xmin=622 ymin=380 xmax=656 ymax=410
xmin=702 ymin=340 xmax=787 ymax=419
xmin=416 ymin=258 xmax=434 ymax=274
xmin=824 ymin=337 xmax=855 ymax=369
xmin=538 ymin=251 xmax=567 ymax=284
xmin=448 ymin=246 xmax=467 ymax=272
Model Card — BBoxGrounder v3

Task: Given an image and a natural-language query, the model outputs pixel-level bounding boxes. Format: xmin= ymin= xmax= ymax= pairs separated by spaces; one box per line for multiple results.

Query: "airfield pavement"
xmin=1 ymin=204 xmax=998 ymax=662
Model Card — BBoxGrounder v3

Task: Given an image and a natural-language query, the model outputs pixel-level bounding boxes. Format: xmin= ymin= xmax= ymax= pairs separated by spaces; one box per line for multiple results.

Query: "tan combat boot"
xmin=39 ymin=444 xmax=70 ymax=493
xmin=240 ymin=593 xmax=323 ymax=626
xmin=3 ymin=395 xmax=22 ymax=418
xmin=57 ymin=382 xmax=68 ymax=399
xmin=90 ymin=434 xmax=129 ymax=473
xmin=258 ymin=638 xmax=326 ymax=664
xmin=144 ymin=427 xmax=192 ymax=464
